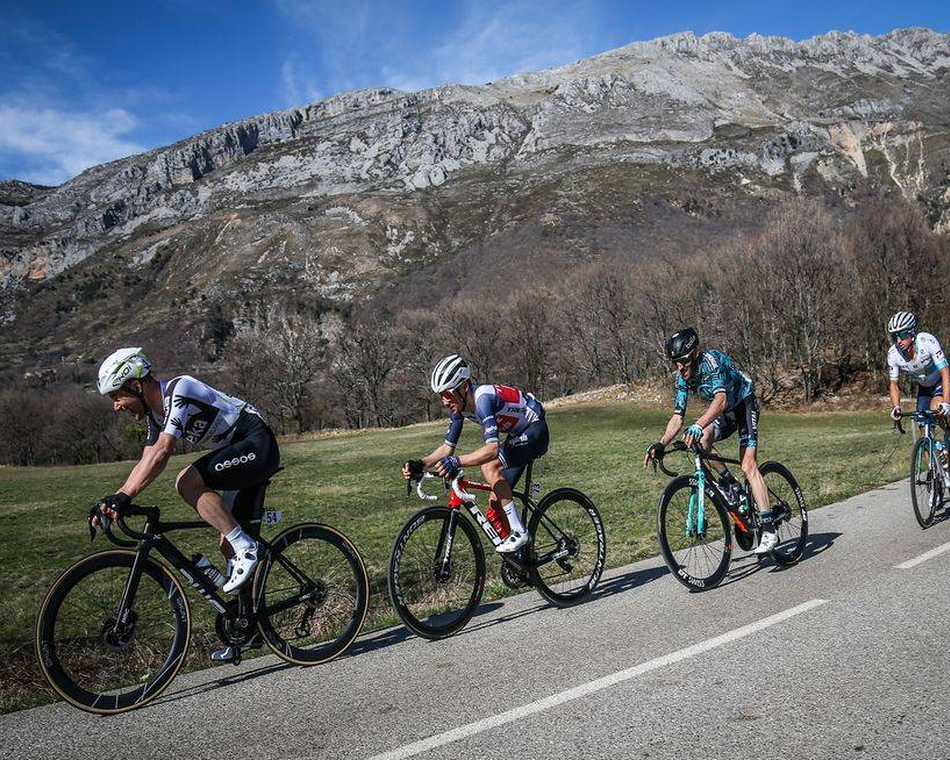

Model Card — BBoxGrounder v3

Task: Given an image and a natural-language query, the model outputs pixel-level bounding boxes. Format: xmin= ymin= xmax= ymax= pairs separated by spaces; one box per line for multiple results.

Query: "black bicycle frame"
xmin=104 ymin=506 xmax=314 ymax=631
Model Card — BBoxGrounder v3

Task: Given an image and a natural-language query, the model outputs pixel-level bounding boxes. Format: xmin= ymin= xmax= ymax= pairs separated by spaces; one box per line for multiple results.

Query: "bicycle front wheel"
xmin=761 ymin=461 xmax=808 ymax=565
xmin=911 ymin=438 xmax=939 ymax=528
xmin=254 ymin=523 xmax=369 ymax=666
xmin=527 ymin=489 xmax=606 ymax=607
xmin=656 ymin=476 xmax=731 ymax=591
xmin=388 ymin=507 xmax=485 ymax=639
xmin=35 ymin=550 xmax=190 ymax=715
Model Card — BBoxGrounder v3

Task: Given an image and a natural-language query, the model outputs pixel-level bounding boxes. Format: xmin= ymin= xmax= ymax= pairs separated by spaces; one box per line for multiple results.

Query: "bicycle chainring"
xmin=734 ymin=524 xmax=755 ymax=551
xmin=500 ymin=558 xmax=529 ymax=589
xmin=215 ymin=601 xmax=257 ymax=647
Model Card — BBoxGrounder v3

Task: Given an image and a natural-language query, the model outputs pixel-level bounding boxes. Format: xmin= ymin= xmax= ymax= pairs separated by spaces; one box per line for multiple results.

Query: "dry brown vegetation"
xmin=2 ymin=197 xmax=947 ymax=466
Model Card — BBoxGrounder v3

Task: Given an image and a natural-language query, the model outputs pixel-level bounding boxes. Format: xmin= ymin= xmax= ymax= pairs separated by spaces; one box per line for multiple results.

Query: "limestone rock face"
xmin=2 ymin=28 xmax=949 ymax=368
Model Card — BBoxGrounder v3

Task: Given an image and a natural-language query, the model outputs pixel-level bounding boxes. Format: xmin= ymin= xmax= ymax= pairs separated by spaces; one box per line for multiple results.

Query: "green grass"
xmin=0 ymin=400 xmax=908 ymax=713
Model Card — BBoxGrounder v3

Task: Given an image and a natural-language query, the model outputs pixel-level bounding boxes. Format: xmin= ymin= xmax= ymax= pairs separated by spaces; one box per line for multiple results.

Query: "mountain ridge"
xmin=2 ymin=26 xmax=949 ymax=373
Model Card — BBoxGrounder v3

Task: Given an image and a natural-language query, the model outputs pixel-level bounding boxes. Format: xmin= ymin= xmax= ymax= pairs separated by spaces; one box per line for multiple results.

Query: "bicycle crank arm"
xmin=530 ymin=546 xmax=572 ymax=568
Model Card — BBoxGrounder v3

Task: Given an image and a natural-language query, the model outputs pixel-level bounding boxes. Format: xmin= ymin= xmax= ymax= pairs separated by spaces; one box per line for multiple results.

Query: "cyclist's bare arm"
xmin=692 ymin=391 xmax=727 ymax=433
xmin=659 ymin=414 xmax=684 ymax=448
xmin=119 ymin=433 xmax=177 ymax=498
xmin=644 ymin=415 xmax=684 ymax=468
xmin=888 ymin=378 xmax=902 ymax=410
xmin=455 ymin=441 xmax=499 ymax=468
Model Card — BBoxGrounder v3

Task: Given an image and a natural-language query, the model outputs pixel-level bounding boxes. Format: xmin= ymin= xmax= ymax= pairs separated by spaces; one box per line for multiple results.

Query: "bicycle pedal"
xmin=211 ymin=645 xmax=238 ymax=664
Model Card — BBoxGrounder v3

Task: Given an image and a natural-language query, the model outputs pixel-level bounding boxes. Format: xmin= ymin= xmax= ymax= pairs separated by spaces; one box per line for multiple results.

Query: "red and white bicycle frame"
xmin=415 ymin=472 xmax=509 ymax=548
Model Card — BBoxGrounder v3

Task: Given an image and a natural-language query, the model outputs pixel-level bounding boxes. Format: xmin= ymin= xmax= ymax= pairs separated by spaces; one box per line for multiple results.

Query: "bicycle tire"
xmin=35 ymin=549 xmax=190 ymax=715
xmin=527 ymin=488 xmax=606 ymax=607
xmin=656 ymin=475 xmax=731 ymax=591
xmin=911 ymin=437 xmax=938 ymax=528
xmin=388 ymin=507 xmax=485 ymax=640
xmin=760 ymin=461 xmax=808 ymax=565
xmin=254 ymin=523 xmax=369 ymax=665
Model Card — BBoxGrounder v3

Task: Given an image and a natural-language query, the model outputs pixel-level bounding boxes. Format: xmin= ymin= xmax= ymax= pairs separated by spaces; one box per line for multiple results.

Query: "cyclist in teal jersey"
xmin=644 ymin=327 xmax=777 ymax=554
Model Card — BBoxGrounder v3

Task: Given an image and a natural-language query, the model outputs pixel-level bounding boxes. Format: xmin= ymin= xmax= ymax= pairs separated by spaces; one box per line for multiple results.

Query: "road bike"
xmin=35 ymin=472 xmax=369 ymax=714
xmin=389 ymin=462 xmax=606 ymax=639
xmin=652 ymin=442 xmax=807 ymax=590
xmin=895 ymin=410 xmax=950 ymax=528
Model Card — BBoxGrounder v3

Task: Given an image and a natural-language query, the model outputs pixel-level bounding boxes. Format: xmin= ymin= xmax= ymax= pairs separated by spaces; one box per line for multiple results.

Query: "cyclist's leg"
xmin=736 ymin=397 xmax=767 ymax=509
xmin=176 ymin=463 xmax=238 ymax=535
xmin=734 ymin=395 xmax=774 ymax=552
xmin=925 ymin=382 xmax=948 ymax=434
xmin=707 ymin=413 xmax=735 ymax=478
xmin=497 ymin=420 xmax=549 ymax=488
xmin=489 ymin=420 xmax=549 ymax=550
xmin=182 ymin=420 xmax=280 ymax=589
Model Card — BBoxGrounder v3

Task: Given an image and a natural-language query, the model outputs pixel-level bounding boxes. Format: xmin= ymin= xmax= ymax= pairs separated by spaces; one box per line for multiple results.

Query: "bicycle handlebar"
xmin=411 ymin=472 xmax=473 ymax=503
xmin=652 ymin=440 xmax=742 ymax=478
xmin=89 ymin=503 xmax=159 ymax=547
xmin=893 ymin=409 xmax=939 ymax=436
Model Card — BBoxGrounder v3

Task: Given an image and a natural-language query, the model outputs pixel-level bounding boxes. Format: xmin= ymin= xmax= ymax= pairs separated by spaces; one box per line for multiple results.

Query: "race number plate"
xmin=263 ymin=510 xmax=283 ymax=525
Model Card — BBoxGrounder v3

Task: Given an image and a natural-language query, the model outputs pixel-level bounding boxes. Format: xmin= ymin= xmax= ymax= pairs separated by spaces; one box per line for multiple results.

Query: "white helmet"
xmin=97 ymin=347 xmax=152 ymax=395
xmin=430 ymin=354 xmax=471 ymax=393
xmin=887 ymin=311 xmax=917 ymax=335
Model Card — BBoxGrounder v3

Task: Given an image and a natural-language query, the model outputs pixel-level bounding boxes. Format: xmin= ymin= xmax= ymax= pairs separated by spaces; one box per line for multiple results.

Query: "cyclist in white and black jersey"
xmin=886 ymin=311 xmax=950 ymax=433
xmin=402 ymin=354 xmax=549 ymax=553
xmin=91 ymin=348 xmax=280 ymax=593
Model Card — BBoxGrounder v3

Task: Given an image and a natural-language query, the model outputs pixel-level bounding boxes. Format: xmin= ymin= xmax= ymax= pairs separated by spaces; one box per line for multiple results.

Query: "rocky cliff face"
xmin=2 ymin=28 xmax=949 ymax=372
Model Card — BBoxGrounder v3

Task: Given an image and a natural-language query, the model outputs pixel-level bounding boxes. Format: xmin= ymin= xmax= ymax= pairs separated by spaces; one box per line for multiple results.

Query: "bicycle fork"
xmin=434 ymin=510 xmax=459 ymax=581
xmin=686 ymin=469 xmax=707 ymax=539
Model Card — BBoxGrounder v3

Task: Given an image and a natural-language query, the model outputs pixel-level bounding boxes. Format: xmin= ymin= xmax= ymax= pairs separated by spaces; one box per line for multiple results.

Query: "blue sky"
xmin=1 ymin=0 xmax=947 ymax=185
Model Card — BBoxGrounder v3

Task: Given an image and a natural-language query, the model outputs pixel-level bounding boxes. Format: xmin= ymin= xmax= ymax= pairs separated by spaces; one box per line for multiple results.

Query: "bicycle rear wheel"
xmin=527 ymin=489 xmax=606 ymax=606
xmin=35 ymin=550 xmax=190 ymax=715
xmin=388 ymin=507 xmax=485 ymax=639
xmin=656 ymin=476 xmax=731 ymax=591
xmin=911 ymin=438 xmax=939 ymax=529
xmin=761 ymin=461 xmax=808 ymax=565
xmin=254 ymin=523 xmax=369 ymax=665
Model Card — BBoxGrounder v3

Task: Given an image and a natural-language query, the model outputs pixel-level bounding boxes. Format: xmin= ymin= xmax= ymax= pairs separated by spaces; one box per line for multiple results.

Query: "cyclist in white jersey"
xmin=886 ymin=312 xmax=950 ymax=433
xmin=91 ymin=348 xmax=280 ymax=593
xmin=402 ymin=354 xmax=549 ymax=553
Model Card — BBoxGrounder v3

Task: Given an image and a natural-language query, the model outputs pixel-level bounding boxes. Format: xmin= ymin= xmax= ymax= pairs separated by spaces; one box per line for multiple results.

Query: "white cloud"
xmin=417 ymin=0 xmax=599 ymax=88
xmin=274 ymin=0 xmax=602 ymax=99
xmin=0 ymin=105 xmax=144 ymax=186
xmin=280 ymin=57 xmax=325 ymax=107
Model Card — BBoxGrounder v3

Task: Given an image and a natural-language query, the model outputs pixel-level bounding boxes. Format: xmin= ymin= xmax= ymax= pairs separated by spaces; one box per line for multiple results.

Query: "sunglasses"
xmin=439 ymin=390 xmax=457 ymax=401
xmin=891 ymin=330 xmax=914 ymax=342
xmin=671 ymin=358 xmax=692 ymax=369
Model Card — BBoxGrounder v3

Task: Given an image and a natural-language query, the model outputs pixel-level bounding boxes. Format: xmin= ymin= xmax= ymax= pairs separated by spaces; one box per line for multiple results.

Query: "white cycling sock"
xmin=502 ymin=501 xmax=526 ymax=534
xmin=225 ymin=525 xmax=255 ymax=553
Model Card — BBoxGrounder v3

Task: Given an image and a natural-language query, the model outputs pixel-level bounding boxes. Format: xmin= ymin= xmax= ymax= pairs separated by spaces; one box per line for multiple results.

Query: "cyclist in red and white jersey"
xmin=402 ymin=354 xmax=549 ymax=553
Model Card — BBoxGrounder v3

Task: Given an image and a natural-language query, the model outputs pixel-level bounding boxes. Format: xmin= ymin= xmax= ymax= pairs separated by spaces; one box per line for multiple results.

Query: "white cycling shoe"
xmin=496 ymin=530 xmax=530 ymax=554
xmin=222 ymin=544 xmax=259 ymax=593
xmin=754 ymin=530 xmax=778 ymax=555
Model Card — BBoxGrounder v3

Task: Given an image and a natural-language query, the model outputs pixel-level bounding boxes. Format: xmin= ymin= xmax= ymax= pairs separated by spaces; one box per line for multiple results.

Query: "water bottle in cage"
xmin=485 ymin=504 xmax=510 ymax=539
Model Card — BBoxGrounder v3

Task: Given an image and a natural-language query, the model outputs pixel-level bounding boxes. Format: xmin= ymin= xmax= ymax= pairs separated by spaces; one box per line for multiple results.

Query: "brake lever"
xmin=87 ymin=504 xmax=111 ymax=542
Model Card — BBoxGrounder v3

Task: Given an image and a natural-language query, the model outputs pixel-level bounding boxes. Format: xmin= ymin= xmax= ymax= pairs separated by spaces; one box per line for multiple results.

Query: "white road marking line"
xmin=895 ymin=540 xmax=950 ymax=569
xmin=365 ymin=599 xmax=828 ymax=760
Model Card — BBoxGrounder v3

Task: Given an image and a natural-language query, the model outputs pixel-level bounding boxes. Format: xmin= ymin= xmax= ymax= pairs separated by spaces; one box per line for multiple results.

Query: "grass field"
xmin=0 ymin=400 xmax=909 ymax=713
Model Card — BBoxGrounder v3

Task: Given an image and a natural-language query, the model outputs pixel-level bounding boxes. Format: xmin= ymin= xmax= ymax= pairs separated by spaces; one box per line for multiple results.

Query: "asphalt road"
xmin=5 ymin=479 xmax=950 ymax=760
